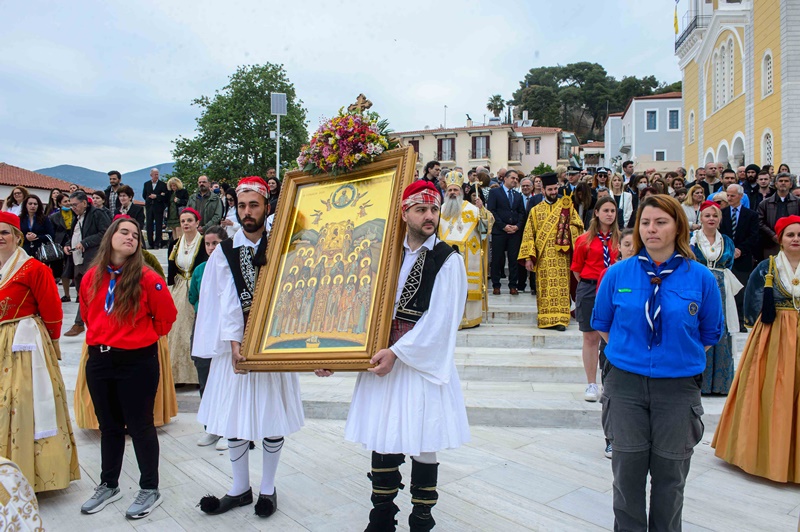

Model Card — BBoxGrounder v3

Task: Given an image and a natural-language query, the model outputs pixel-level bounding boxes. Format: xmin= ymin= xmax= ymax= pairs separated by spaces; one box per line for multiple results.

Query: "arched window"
xmin=728 ymin=38 xmax=735 ymax=100
xmin=720 ymin=45 xmax=728 ymax=105
xmin=689 ymin=111 xmax=695 ymax=144
xmin=762 ymin=131 xmax=774 ymax=166
xmin=763 ymin=51 xmax=774 ymax=97
xmin=713 ymin=52 xmax=720 ymax=112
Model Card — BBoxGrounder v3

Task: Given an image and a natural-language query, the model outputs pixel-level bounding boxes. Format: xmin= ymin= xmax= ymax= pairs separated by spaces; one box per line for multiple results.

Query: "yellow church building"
xmin=675 ymin=0 xmax=798 ymax=178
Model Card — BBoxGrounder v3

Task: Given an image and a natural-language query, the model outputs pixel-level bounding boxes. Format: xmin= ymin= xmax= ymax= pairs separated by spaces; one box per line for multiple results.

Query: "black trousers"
xmin=73 ymin=262 xmax=89 ymax=326
xmin=86 ymin=344 xmax=160 ymax=490
xmin=192 ymin=356 xmax=212 ymax=398
xmin=490 ymin=232 xmax=522 ymax=289
xmin=145 ymin=205 xmax=165 ymax=249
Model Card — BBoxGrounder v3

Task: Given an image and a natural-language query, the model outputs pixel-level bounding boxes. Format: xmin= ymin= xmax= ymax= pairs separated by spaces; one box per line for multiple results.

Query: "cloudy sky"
xmin=0 ymin=0 xmax=681 ymax=173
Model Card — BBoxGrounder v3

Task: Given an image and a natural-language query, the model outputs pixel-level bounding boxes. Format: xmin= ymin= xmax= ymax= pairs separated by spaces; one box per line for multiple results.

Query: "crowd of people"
xmin=415 ymin=157 xmax=800 ymax=527
xmin=0 ymin=154 xmax=796 ymax=529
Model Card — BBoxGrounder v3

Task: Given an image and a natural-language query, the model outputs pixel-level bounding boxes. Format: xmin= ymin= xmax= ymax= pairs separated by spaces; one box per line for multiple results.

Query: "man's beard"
xmin=442 ymin=194 xmax=463 ymax=219
xmin=241 ymin=213 xmax=266 ymax=233
xmin=545 ymin=193 xmax=558 ymax=203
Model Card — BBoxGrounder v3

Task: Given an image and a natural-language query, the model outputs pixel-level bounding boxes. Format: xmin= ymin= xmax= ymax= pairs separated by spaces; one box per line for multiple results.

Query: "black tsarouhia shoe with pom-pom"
xmin=254 ymin=489 xmax=278 ymax=518
xmin=198 ymin=488 xmax=253 ymax=515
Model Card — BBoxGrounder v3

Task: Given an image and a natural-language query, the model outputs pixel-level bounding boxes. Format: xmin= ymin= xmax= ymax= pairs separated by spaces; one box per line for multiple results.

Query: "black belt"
xmin=580 ymin=279 xmax=598 ymax=285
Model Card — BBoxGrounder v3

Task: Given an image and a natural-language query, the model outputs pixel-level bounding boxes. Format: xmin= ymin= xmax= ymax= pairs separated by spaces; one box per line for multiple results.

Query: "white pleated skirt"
xmin=344 ymin=359 xmax=470 ymax=456
xmin=197 ymin=354 xmax=305 ymax=440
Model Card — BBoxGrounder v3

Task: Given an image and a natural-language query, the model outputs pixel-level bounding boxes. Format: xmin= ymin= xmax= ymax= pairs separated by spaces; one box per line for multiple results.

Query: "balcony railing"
xmin=675 ymin=14 xmax=711 ymax=51
xmin=436 ymin=151 xmax=456 ymax=162
xmin=618 ymin=136 xmax=631 ymax=153
xmin=468 ymin=149 xmax=491 ymax=160
xmin=508 ymin=150 xmax=523 ymax=162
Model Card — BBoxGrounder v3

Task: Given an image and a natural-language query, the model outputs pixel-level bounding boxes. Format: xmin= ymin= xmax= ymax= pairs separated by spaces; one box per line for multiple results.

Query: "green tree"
xmin=530 ymin=162 xmax=554 ymax=175
xmin=515 ymin=85 xmax=560 ymax=126
xmin=486 ymin=94 xmax=505 ymax=117
xmin=171 ymin=63 xmax=308 ymax=188
xmin=511 ymin=63 xmax=680 ymax=142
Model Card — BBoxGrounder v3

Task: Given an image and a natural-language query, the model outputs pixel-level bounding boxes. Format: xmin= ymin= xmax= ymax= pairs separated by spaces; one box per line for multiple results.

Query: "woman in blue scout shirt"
xmin=592 ymin=194 xmax=724 ymax=531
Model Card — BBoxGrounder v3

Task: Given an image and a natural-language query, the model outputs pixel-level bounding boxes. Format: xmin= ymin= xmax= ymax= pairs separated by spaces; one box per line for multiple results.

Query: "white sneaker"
xmin=584 ymin=383 xmax=599 ymax=402
xmin=197 ymin=433 xmax=221 ymax=447
xmin=215 ymin=438 xmax=229 ymax=451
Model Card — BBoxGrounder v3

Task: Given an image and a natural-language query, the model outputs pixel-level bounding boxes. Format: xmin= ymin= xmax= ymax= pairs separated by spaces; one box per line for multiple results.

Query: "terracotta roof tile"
xmin=580 ymin=142 xmax=604 ymax=149
xmin=0 ymin=163 xmax=95 ymax=193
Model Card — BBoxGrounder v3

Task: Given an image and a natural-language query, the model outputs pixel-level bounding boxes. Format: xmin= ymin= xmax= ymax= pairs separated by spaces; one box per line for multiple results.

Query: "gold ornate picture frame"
xmin=238 ymin=146 xmax=416 ymax=371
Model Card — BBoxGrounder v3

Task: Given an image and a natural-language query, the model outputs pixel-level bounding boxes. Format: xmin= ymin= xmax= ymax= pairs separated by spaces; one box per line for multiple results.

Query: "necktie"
xmin=731 ymin=208 xmax=738 ymax=238
xmin=597 ymin=232 xmax=611 ymax=268
xmin=638 ymin=251 xmax=684 ymax=348
xmin=104 ymin=265 xmax=124 ymax=315
xmin=507 ymin=189 xmax=514 ymax=205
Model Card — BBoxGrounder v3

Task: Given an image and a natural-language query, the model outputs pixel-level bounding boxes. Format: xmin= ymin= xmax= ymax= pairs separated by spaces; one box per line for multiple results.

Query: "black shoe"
xmin=198 ymin=488 xmax=253 ymax=515
xmin=60 ymin=295 xmax=71 ymax=303
xmin=553 ymin=325 xmax=566 ymax=331
xmin=254 ymin=489 xmax=277 ymax=518
xmin=739 ymin=326 xmax=748 ymax=333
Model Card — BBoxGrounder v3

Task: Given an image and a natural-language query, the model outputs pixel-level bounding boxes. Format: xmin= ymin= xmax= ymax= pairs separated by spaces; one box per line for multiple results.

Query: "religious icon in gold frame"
xmin=238 ymin=146 xmax=416 ymax=371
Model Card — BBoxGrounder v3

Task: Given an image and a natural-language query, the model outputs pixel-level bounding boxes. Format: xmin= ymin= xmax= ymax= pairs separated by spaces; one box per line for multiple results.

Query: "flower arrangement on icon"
xmin=296 ymin=108 xmax=398 ymax=176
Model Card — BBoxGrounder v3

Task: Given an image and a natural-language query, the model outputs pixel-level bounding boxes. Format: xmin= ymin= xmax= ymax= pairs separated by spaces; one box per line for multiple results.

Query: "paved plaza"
xmin=38 ymin=255 xmax=800 ymax=531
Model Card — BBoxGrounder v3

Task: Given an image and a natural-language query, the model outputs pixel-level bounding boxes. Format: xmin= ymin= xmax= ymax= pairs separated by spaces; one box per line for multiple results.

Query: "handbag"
xmin=35 ymin=235 xmax=65 ymax=263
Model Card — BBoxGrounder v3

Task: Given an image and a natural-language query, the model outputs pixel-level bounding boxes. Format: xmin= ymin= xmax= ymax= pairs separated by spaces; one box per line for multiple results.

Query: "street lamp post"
xmin=271 ymin=93 xmax=287 ymax=176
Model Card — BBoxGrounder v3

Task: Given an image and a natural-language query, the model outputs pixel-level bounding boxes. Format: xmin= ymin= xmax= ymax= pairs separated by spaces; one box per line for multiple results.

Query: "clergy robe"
xmin=517 ymin=196 xmax=583 ymax=328
xmin=438 ymin=200 xmax=490 ymax=329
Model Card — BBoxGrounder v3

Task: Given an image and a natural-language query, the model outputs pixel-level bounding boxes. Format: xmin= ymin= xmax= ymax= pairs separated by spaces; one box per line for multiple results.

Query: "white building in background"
xmin=395 ymin=119 xmax=564 ymax=175
xmin=604 ymin=92 xmax=684 ymax=173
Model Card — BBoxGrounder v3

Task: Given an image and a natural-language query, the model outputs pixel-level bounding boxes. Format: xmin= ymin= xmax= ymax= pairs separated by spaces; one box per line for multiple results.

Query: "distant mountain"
xmin=36 ymin=162 xmax=176 ymax=192
xmin=35 ymin=165 xmax=108 ymax=191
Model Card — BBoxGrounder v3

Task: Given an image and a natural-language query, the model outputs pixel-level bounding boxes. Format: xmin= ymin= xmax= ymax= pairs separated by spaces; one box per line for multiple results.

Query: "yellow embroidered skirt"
xmin=168 ymin=277 xmax=198 ymax=384
xmin=712 ymin=309 xmax=800 ymax=483
xmin=74 ymin=336 xmax=178 ymax=429
xmin=0 ymin=318 xmax=79 ymax=492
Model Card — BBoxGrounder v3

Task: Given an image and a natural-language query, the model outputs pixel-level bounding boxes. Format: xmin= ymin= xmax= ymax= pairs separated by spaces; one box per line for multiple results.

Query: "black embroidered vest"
xmin=220 ymin=239 xmax=260 ymax=321
xmin=395 ymin=241 xmax=456 ymax=323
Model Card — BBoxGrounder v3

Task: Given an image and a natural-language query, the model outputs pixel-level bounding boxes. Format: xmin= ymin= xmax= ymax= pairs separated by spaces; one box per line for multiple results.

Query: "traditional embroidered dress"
xmin=0 ymin=458 xmax=43 ymax=529
xmin=691 ymin=230 xmax=741 ymax=394
xmin=437 ymin=200 xmax=490 ymax=329
xmin=167 ymin=233 xmax=206 ymax=384
xmin=194 ymin=229 xmax=304 ymax=441
xmin=517 ymin=196 xmax=583 ymax=328
xmin=712 ymin=252 xmax=800 ymax=482
xmin=0 ymin=248 xmax=79 ymax=492
xmin=345 ymin=234 xmax=470 ymax=455
xmin=74 ymin=250 xmax=177 ymax=428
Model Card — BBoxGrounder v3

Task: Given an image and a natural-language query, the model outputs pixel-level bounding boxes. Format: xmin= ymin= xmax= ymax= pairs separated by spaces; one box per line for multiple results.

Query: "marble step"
xmin=458 ymin=323 xmax=751 ymax=353
xmin=168 ymin=375 xmax=729 ymax=430
xmin=455 ymin=347 xmax=593 ymax=382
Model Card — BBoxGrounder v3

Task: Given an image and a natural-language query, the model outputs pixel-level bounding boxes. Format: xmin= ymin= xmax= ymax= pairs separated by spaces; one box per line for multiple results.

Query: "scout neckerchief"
xmin=104 ymin=265 xmax=123 ymax=315
xmin=637 ymin=249 xmax=684 ymax=347
xmin=597 ymin=232 xmax=612 ymax=268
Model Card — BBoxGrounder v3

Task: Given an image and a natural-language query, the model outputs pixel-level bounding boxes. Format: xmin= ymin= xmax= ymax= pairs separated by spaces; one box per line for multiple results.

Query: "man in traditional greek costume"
xmin=437 ymin=170 xmax=491 ymax=328
xmin=518 ymin=172 xmax=583 ymax=330
xmin=316 ymin=180 xmax=469 ymax=531
xmin=193 ymin=176 xmax=304 ymax=518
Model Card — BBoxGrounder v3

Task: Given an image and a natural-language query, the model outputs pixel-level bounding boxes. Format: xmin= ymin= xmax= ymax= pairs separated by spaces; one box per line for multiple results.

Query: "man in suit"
xmin=105 ymin=170 xmax=124 ymax=216
xmin=142 ymin=167 xmax=168 ymax=249
xmin=758 ymin=172 xmax=800 ymax=257
xmin=487 ymin=169 xmax=526 ymax=295
xmin=63 ymin=190 xmax=111 ymax=336
xmin=518 ymin=177 xmax=538 ymax=294
xmin=720 ymin=184 xmax=760 ymax=331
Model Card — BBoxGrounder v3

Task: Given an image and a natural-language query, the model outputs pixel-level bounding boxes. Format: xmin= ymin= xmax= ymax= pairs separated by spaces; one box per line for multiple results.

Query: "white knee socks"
xmin=260 ymin=437 xmax=284 ymax=496
xmin=227 ymin=439 xmax=251 ymax=496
